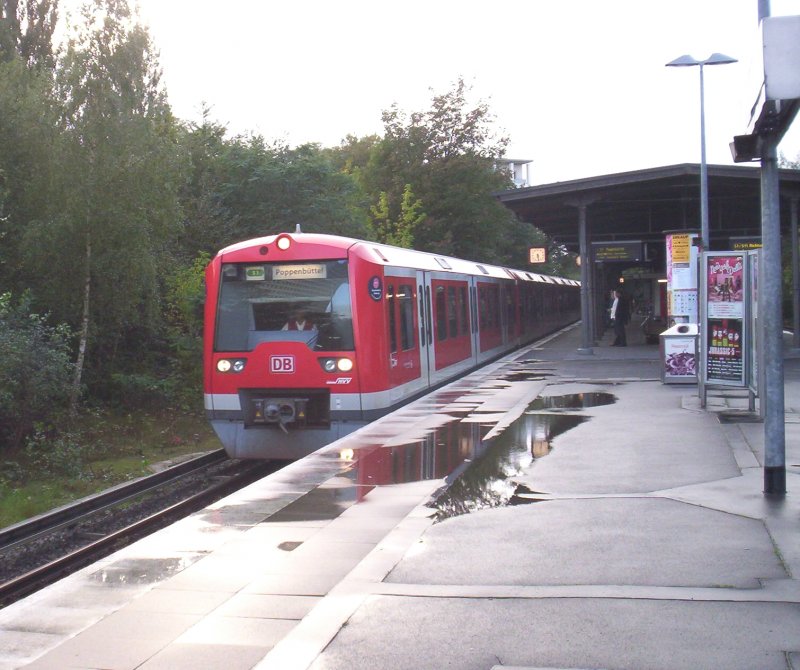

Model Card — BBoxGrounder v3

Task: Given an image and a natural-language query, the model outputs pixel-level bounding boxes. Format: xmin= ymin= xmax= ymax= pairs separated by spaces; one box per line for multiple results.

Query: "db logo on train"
xmin=270 ymin=355 xmax=295 ymax=373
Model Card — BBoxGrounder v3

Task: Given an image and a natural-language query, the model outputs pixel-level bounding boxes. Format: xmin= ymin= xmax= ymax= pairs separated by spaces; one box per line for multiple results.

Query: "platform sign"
xmin=666 ymin=232 xmax=699 ymax=323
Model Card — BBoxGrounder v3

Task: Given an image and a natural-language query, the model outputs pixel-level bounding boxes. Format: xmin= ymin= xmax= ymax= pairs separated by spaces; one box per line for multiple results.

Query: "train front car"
xmin=204 ymin=233 xmax=366 ymax=459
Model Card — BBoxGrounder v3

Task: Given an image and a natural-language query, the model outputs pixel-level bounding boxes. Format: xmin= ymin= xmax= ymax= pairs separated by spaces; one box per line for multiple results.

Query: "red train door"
xmin=385 ymin=270 xmax=428 ymax=396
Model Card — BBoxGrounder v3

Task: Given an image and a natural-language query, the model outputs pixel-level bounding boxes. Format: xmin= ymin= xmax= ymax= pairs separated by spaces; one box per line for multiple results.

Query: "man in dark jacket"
xmin=610 ymin=288 xmax=630 ymax=346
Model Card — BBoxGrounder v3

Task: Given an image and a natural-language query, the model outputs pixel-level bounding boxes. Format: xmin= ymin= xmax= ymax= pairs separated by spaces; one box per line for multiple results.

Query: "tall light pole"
xmin=666 ymin=53 xmax=737 ymax=250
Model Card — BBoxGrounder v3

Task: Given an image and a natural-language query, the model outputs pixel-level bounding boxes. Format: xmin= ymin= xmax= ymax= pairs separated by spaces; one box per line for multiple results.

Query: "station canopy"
xmin=496 ymin=163 xmax=800 ymax=253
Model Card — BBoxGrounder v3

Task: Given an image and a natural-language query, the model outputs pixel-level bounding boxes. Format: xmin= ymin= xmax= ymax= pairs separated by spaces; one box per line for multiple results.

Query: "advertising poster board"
xmin=748 ymin=250 xmax=761 ymax=400
xmin=702 ymin=253 xmax=748 ymax=388
xmin=706 ymin=318 xmax=744 ymax=383
xmin=661 ymin=324 xmax=698 ymax=383
xmin=706 ymin=255 xmax=745 ymax=319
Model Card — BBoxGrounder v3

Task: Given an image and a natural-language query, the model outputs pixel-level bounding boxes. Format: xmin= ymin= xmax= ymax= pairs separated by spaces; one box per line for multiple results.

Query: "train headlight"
xmin=318 ymin=357 xmax=354 ymax=373
xmin=276 ymin=235 xmax=292 ymax=250
xmin=217 ymin=358 xmax=246 ymax=373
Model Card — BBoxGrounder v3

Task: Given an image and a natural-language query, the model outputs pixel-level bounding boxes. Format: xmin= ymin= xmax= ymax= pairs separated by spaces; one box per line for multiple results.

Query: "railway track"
xmin=0 ymin=450 xmax=280 ymax=607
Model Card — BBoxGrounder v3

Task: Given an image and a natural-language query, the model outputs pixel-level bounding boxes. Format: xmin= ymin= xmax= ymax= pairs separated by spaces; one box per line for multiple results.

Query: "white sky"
xmin=67 ymin=0 xmax=800 ymax=184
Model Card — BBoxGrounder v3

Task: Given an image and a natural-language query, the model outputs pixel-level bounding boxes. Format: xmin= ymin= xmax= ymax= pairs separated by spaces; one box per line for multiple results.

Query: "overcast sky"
xmin=66 ymin=0 xmax=800 ymax=184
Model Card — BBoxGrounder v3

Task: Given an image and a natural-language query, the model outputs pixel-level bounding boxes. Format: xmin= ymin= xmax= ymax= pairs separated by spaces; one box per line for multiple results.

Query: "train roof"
xmin=216 ymin=232 xmax=579 ymax=287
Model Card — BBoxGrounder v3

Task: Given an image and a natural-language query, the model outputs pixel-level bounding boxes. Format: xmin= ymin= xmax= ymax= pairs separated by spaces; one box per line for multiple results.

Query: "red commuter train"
xmin=204 ymin=231 xmax=580 ymax=459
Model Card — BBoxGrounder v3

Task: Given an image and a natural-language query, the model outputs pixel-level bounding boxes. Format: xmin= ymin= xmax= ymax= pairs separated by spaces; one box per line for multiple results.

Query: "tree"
xmin=20 ymin=0 xmax=182 ymax=412
xmin=180 ymin=131 xmax=371 ymax=254
xmin=369 ymin=184 xmax=425 ymax=248
xmin=0 ymin=0 xmax=58 ymax=69
xmin=0 ymin=57 xmax=59 ymax=296
xmin=331 ymin=78 xmax=546 ymax=265
xmin=0 ymin=292 xmax=73 ymax=450
xmin=175 ymin=106 xmax=233 ymax=259
xmin=779 ymin=152 xmax=799 ymax=170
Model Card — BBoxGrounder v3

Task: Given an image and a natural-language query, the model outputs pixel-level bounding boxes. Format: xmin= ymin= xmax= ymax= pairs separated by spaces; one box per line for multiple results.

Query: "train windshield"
xmin=215 ymin=260 xmax=354 ymax=352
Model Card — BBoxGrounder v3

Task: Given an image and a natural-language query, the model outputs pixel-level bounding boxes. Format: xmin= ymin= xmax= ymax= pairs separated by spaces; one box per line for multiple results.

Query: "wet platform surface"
xmin=1 ymin=323 xmax=799 ymax=670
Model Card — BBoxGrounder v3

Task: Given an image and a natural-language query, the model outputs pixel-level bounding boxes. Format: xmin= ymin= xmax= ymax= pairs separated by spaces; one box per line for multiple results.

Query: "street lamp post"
xmin=666 ymin=53 xmax=737 ymax=250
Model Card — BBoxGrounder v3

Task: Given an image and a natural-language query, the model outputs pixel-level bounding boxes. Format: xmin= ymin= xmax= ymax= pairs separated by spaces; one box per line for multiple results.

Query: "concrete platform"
xmin=1 ymin=323 xmax=798 ymax=670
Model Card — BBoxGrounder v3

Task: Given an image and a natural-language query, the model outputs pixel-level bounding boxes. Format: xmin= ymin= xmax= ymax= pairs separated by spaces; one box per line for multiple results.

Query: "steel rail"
xmin=0 ymin=459 xmax=275 ymax=606
xmin=0 ymin=449 xmax=229 ymax=550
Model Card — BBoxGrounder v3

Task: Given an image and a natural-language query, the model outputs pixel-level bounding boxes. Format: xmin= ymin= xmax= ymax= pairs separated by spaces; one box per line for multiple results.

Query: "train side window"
xmin=507 ymin=290 xmax=516 ymax=331
xmin=387 ymin=284 xmax=397 ymax=354
xmin=399 ymin=284 xmax=415 ymax=350
xmin=481 ymin=284 xmax=499 ymax=329
xmin=447 ymin=287 xmax=458 ymax=338
xmin=459 ymin=286 xmax=469 ymax=335
xmin=435 ymin=286 xmax=447 ymax=341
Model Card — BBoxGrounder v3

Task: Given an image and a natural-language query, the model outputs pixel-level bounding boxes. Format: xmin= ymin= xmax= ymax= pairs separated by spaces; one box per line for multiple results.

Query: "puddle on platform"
xmin=498 ymin=372 xmax=552 ymax=382
xmin=263 ymin=391 xmax=615 ymax=524
xmin=508 ymin=483 xmax=550 ymax=506
xmin=431 ymin=411 xmax=587 ymax=521
xmin=278 ymin=541 xmax=303 ymax=551
xmin=430 ymin=391 xmax=617 ymax=521
xmin=89 ymin=555 xmax=203 ymax=585
xmin=527 ymin=392 xmax=616 ymax=411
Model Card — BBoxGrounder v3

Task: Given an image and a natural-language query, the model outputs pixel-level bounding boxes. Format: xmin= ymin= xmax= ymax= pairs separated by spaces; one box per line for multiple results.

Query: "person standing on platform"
xmin=610 ymin=288 xmax=630 ymax=347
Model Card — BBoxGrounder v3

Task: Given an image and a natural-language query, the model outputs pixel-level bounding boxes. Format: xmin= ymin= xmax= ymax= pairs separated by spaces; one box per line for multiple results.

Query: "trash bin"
xmin=660 ymin=323 xmax=698 ymax=384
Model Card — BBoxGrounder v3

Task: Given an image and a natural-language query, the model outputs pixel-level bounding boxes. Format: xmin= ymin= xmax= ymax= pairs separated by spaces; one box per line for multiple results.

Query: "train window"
xmin=459 ymin=286 xmax=469 ymax=335
xmin=478 ymin=284 xmax=500 ymax=329
xmin=435 ymin=286 xmax=446 ymax=341
xmin=387 ymin=284 xmax=397 ymax=354
xmin=506 ymin=291 xmax=516 ymax=331
xmin=215 ymin=260 xmax=354 ymax=352
xmin=398 ymin=284 xmax=415 ymax=350
xmin=447 ymin=287 xmax=457 ymax=338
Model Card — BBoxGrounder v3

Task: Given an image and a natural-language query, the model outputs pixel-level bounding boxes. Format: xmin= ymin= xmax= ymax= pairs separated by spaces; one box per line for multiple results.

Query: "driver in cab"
xmin=282 ymin=306 xmax=316 ymax=331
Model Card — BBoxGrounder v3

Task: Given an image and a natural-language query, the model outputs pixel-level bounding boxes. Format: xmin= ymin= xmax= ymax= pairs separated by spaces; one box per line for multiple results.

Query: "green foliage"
xmin=18 ymin=0 xmax=185 ymax=400
xmin=0 ymin=292 xmax=74 ymax=450
xmin=165 ymin=251 xmax=209 ymax=340
xmin=331 ymin=78 xmax=543 ymax=266
xmin=0 ymin=0 xmax=58 ymax=69
xmin=0 ymin=57 xmax=59 ymax=297
xmin=23 ymin=425 xmax=85 ymax=478
xmin=369 ymin=184 xmax=425 ymax=248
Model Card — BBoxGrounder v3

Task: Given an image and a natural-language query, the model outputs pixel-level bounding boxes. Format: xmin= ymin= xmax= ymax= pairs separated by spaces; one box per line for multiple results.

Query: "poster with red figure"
xmin=706 ymin=255 xmax=744 ymax=318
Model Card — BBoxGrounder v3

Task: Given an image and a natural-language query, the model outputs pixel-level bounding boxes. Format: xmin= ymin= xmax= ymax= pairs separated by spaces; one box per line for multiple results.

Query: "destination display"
xmin=592 ymin=241 xmax=642 ymax=262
